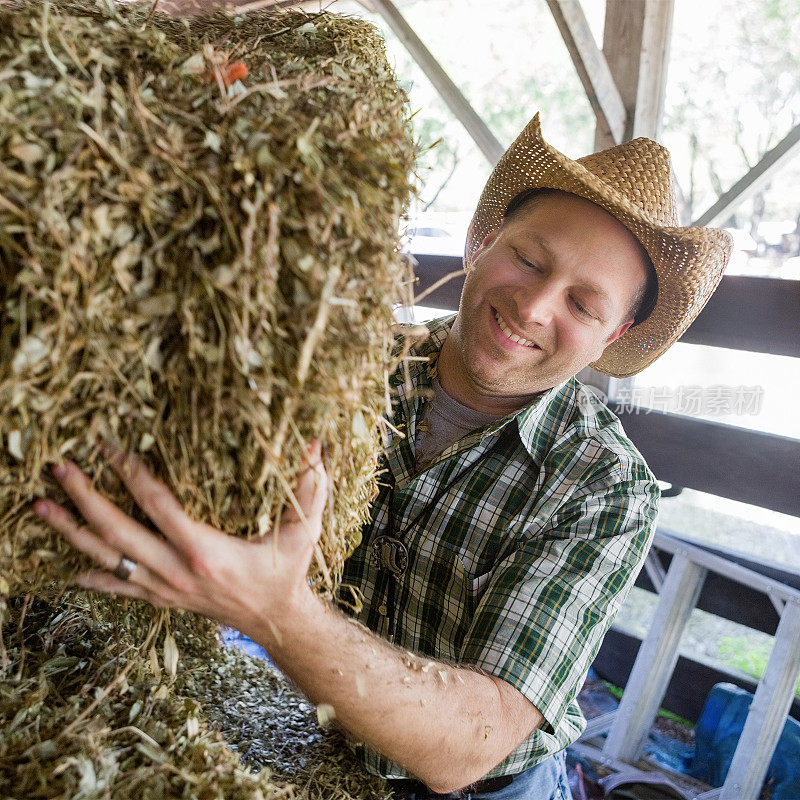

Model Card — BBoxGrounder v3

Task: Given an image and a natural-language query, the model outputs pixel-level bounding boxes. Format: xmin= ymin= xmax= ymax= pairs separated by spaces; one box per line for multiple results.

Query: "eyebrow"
xmin=518 ymin=231 xmax=615 ymax=309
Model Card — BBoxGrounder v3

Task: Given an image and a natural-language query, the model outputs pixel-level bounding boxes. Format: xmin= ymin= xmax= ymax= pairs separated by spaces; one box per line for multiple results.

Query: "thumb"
xmin=282 ymin=440 xmax=327 ymax=539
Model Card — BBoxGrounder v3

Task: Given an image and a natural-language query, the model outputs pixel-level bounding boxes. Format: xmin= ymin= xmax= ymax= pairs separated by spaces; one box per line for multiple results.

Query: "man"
xmin=35 ymin=114 xmax=731 ymax=798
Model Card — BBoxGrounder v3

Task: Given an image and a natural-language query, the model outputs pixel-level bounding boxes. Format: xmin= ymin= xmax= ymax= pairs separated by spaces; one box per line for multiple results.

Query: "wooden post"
xmin=603 ymin=554 xmax=706 ymax=761
xmin=642 ymin=551 xmax=666 ymax=592
xmin=367 ymin=0 xmax=505 ymax=166
xmin=584 ymin=0 xmax=673 ymax=403
xmin=633 ymin=0 xmax=674 ymax=140
xmin=692 ymin=122 xmax=800 ymax=227
xmin=595 ymin=0 xmax=674 ymax=148
xmin=719 ymin=600 xmax=800 ymax=800
xmin=545 ymin=0 xmax=626 ymax=145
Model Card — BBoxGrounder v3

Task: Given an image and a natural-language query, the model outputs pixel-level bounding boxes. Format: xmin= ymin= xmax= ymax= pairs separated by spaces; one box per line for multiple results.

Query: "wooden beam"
xmin=366 ymin=0 xmax=505 ymax=165
xmin=545 ymin=0 xmax=626 ymax=145
xmin=596 ymin=0 xmax=673 ymax=148
xmin=598 ymin=0 xmax=674 ymax=145
xmin=653 ymin=532 xmax=800 ymax=606
xmin=634 ymin=539 xmax=793 ymax=637
xmin=693 ymin=122 xmax=800 ymax=226
xmin=594 ymin=627 xmax=800 ymax=725
xmin=580 ymin=710 xmax=617 ymax=740
xmin=603 ymin=555 xmax=706 ymax=761
xmin=720 ymin=601 xmax=800 ymax=800
xmin=634 ymin=0 xmax=674 ymax=138
xmin=568 ymin=742 xmax=654 ymax=781
xmin=678 ymin=275 xmax=800 ymax=357
xmin=595 ymin=0 xmax=644 ymax=148
xmin=614 ymin=408 xmax=800 ymax=518
xmin=600 ymin=549 xmax=800 ymax=791
xmin=411 ymin=253 xmax=463 ymax=309
xmin=642 ymin=551 xmax=666 ymax=592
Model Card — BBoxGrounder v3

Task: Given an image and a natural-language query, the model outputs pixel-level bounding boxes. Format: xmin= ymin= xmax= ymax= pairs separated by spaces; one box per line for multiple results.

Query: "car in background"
xmin=400 ymin=213 xmax=470 ymax=257
xmin=402 ymin=225 xmax=464 ymax=256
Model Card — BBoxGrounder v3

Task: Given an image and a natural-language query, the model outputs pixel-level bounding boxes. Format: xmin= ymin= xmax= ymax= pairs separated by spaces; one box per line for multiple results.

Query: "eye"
xmin=571 ymin=297 xmax=596 ymax=319
xmin=513 ymin=248 xmax=540 ymax=271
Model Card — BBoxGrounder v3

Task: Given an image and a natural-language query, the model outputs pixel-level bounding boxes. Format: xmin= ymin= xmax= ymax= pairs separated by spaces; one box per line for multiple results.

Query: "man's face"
xmin=443 ymin=191 xmax=648 ymax=412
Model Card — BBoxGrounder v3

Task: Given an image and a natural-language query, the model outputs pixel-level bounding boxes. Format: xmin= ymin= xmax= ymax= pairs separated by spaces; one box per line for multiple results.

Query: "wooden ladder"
xmin=575 ymin=530 xmax=800 ymax=800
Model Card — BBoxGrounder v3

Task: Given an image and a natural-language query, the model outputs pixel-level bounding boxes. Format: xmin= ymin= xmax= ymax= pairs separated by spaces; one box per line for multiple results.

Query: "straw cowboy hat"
xmin=465 ymin=113 xmax=732 ymax=378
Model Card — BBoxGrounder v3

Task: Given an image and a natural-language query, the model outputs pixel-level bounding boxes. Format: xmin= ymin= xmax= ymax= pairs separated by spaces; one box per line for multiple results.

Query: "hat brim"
xmin=465 ymin=114 xmax=732 ymax=378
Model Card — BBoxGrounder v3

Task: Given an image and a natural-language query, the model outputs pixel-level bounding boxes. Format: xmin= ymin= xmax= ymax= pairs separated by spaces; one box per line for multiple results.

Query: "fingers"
xmin=35 ymin=499 xmax=120 ymax=572
xmin=75 ymin=571 xmax=173 ymax=607
xmin=102 ymin=448 xmax=197 ymax=550
xmin=282 ymin=440 xmax=328 ymax=529
xmin=44 ymin=461 xmax=189 ymax=582
xmin=34 ymin=498 xmax=181 ymax=604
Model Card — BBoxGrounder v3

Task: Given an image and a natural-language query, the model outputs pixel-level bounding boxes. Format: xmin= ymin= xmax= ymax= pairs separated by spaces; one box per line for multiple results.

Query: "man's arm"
xmin=36 ymin=448 xmax=541 ymax=794
xmin=250 ymin=590 xmax=542 ymax=792
xmin=457 ymin=468 xmax=659 ymax=741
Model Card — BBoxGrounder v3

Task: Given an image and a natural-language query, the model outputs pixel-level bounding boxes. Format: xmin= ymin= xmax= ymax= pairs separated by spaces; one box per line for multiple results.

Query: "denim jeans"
xmin=392 ymin=751 xmax=571 ymax=800
xmin=471 ymin=752 xmax=570 ymax=800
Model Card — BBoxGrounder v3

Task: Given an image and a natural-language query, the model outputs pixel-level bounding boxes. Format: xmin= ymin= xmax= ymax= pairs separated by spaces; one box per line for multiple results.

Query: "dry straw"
xmin=0 ymin=0 xmax=416 ymax=595
xmin=0 ymin=0 xmax=418 ymax=795
xmin=1 ymin=595 xmax=393 ymax=798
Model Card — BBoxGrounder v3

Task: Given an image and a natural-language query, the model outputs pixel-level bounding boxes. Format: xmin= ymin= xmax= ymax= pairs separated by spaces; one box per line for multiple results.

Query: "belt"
xmin=387 ymin=774 xmax=514 ymax=798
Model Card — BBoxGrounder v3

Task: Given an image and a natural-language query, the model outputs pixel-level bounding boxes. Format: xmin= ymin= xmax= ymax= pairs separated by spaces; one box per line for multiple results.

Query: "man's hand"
xmin=34 ymin=441 xmax=327 ymax=635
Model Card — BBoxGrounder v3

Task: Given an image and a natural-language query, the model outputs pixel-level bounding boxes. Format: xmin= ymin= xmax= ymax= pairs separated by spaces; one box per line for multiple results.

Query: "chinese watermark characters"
xmin=612 ymin=384 xmax=765 ymax=416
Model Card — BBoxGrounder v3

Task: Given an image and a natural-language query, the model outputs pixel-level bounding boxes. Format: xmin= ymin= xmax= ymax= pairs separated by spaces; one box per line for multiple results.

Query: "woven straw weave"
xmin=465 ymin=114 xmax=732 ymax=378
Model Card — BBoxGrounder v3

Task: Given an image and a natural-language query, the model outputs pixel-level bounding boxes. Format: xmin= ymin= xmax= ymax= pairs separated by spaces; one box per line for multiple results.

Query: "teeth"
xmin=494 ymin=310 xmax=537 ymax=348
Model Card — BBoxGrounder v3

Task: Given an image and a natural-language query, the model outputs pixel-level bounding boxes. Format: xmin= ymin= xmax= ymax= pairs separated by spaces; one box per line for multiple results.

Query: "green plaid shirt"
xmin=340 ymin=316 xmax=659 ymax=778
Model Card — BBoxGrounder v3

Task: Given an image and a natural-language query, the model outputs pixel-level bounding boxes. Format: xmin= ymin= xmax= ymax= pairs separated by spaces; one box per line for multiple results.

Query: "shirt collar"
xmin=388 ymin=314 xmax=454 ymax=398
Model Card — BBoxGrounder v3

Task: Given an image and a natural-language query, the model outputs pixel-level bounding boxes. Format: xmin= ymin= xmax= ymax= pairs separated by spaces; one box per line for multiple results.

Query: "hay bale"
xmin=0 ymin=1 xmax=417 ymax=795
xmin=0 ymin=0 xmax=416 ymax=598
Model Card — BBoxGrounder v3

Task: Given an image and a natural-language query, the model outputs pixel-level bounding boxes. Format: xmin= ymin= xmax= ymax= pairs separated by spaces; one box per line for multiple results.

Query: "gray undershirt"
xmin=414 ymin=377 xmax=505 ymax=469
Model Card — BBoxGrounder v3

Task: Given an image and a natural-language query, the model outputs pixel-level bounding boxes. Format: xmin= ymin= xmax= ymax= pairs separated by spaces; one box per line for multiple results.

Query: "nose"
xmin=511 ymin=279 xmax=559 ymax=327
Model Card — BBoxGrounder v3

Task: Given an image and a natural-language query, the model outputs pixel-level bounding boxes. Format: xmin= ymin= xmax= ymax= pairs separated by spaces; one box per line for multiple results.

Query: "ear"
xmin=476 ymin=229 xmax=500 ymax=254
xmin=466 ymin=230 xmax=500 ymax=274
xmin=605 ymin=318 xmax=634 ymax=347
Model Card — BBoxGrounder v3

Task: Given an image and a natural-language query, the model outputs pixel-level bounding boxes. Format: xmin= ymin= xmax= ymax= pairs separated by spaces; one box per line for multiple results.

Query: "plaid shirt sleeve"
xmin=459 ymin=451 xmax=659 ymax=766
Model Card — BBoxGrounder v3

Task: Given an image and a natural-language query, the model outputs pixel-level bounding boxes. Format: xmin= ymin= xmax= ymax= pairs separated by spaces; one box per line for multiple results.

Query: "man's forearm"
xmin=239 ymin=589 xmax=542 ymax=793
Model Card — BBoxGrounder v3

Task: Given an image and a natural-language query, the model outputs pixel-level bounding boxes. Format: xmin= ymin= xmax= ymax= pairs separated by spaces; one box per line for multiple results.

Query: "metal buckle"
xmin=371 ymin=535 xmax=409 ymax=577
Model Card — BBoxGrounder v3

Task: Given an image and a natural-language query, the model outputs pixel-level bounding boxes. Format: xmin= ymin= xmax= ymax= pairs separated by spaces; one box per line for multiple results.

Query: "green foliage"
xmin=717 ymin=635 xmax=800 ymax=695
xmin=601 ymin=681 xmax=693 ymax=728
xmin=357 ymin=0 xmax=800 ymax=229
xmin=358 ymin=0 xmax=595 ymax=211
xmin=657 ymin=708 xmax=695 ymax=729
xmin=665 ymin=0 xmax=800 ymax=224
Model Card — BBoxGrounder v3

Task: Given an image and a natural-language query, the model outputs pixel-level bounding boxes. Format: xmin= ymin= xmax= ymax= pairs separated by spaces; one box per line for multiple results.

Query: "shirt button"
xmin=379 ymin=604 xmax=388 ymax=616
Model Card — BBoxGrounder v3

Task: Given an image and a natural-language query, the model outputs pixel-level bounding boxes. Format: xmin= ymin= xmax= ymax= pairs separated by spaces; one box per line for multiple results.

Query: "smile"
xmin=493 ymin=309 xmax=539 ymax=348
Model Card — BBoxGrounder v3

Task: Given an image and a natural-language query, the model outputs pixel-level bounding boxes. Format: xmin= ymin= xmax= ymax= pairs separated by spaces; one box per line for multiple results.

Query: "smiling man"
xmin=36 ymin=114 xmax=731 ymax=799
xmin=441 ymin=188 xmax=654 ymax=414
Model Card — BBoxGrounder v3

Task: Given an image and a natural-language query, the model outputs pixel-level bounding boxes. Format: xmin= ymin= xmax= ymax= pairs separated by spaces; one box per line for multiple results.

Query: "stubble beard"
xmin=452 ymin=304 xmax=556 ymax=405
